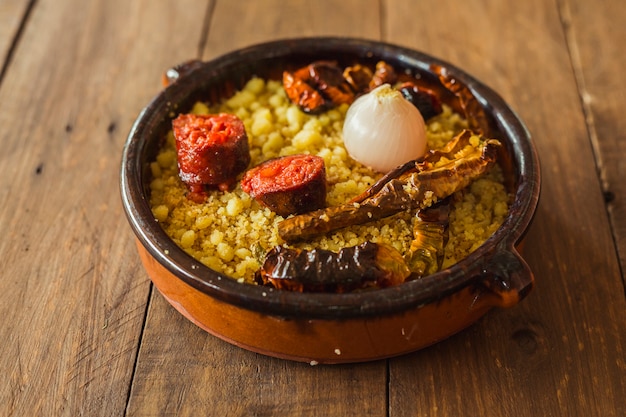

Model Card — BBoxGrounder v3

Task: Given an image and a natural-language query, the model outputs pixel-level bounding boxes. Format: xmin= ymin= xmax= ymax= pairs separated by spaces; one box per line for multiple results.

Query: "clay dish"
xmin=120 ymin=37 xmax=540 ymax=364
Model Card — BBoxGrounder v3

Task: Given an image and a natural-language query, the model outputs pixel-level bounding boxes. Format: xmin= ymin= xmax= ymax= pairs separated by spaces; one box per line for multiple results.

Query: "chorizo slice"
xmin=172 ymin=113 xmax=251 ymax=199
xmin=241 ymin=154 xmax=326 ymax=217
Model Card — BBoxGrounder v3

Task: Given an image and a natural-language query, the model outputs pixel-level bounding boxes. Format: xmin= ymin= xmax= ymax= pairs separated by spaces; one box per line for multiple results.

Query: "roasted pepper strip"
xmin=278 ymin=130 xmax=500 ymax=242
xmin=406 ymin=199 xmax=451 ymax=276
xmin=255 ymin=242 xmax=411 ymax=292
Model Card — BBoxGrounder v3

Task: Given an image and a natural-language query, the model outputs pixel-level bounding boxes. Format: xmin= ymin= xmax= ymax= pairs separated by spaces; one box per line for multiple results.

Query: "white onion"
xmin=342 ymin=84 xmax=427 ymax=173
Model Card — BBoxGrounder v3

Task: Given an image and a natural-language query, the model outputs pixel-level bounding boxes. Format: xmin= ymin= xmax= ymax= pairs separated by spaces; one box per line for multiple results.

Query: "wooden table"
xmin=1 ymin=0 xmax=625 ymax=415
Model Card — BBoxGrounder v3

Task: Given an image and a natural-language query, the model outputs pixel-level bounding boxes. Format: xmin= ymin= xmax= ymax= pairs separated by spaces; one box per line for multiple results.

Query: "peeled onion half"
xmin=342 ymin=84 xmax=427 ymax=173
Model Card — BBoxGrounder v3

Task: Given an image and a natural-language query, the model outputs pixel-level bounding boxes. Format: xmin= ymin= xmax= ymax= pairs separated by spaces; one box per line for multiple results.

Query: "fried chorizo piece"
xmin=241 ymin=154 xmax=327 ymax=217
xmin=173 ymin=113 xmax=250 ymax=200
xmin=255 ymin=242 xmax=411 ymax=292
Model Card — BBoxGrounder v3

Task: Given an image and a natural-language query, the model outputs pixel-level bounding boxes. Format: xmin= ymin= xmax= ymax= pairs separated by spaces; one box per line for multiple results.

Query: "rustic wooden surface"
xmin=0 ymin=0 xmax=624 ymax=416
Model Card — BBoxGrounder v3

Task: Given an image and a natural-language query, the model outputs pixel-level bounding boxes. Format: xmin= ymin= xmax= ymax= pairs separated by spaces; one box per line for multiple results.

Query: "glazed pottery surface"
xmin=120 ymin=37 xmax=540 ymax=363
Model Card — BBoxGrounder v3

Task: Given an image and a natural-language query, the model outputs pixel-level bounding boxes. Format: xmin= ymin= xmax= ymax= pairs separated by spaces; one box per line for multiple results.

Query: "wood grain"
xmin=201 ymin=0 xmax=381 ymax=59
xmin=0 ymin=0 xmax=624 ymax=415
xmin=127 ymin=291 xmax=387 ymax=417
xmin=0 ymin=0 xmax=31 ymax=70
xmin=564 ymin=0 xmax=626 ymax=279
xmin=0 ymin=0 xmax=209 ymax=415
xmin=385 ymin=0 xmax=626 ymax=416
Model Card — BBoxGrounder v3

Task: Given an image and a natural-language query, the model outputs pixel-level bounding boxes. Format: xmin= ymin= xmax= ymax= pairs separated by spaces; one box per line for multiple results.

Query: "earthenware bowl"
xmin=120 ymin=37 xmax=540 ymax=364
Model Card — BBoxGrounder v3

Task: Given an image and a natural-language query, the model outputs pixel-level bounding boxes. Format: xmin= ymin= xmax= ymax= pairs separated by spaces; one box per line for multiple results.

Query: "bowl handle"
xmin=162 ymin=59 xmax=204 ymax=86
xmin=476 ymin=245 xmax=534 ymax=308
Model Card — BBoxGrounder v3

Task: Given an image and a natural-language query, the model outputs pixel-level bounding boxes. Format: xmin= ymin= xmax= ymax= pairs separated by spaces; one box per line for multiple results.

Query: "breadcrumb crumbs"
xmin=149 ymin=77 xmax=511 ymax=283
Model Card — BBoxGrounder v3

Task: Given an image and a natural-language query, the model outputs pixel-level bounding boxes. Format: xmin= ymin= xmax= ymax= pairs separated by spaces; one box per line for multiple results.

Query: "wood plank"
xmin=0 ymin=0 xmax=31 ymax=69
xmin=385 ymin=0 xmax=626 ymax=416
xmin=202 ymin=0 xmax=381 ymax=59
xmin=3 ymin=0 xmax=620 ymax=416
xmin=124 ymin=1 xmax=389 ymax=416
xmin=0 ymin=0 xmax=208 ymax=415
xmin=127 ymin=291 xmax=387 ymax=416
xmin=565 ymin=0 xmax=626 ymax=282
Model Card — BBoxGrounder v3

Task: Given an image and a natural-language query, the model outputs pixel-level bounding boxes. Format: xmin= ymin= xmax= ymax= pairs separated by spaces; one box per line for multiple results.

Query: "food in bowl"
xmin=121 ymin=38 xmax=539 ymax=363
xmin=148 ymin=59 xmax=511 ymax=291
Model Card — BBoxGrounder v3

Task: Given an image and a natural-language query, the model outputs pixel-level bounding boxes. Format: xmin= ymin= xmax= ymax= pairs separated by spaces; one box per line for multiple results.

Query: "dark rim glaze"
xmin=120 ymin=37 xmax=541 ymax=320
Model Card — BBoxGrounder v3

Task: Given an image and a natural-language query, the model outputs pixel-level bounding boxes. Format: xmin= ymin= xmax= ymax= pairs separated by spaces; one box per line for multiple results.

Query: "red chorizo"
xmin=240 ymin=154 xmax=326 ymax=217
xmin=172 ymin=113 xmax=250 ymax=200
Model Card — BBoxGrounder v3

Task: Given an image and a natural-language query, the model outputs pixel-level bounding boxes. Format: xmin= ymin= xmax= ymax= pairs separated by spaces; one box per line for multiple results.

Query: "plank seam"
xmin=557 ymin=0 xmax=605 ymax=189
xmin=0 ymin=0 xmax=38 ymax=86
xmin=379 ymin=0 xmax=388 ymax=41
xmin=386 ymin=359 xmax=391 ymax=417
xmin=124 ymin=283 xmax=154 ymax=416
xmin=198 ymin=0 xmax=217 ymax=59
xmin=557 ymin=0 xmax=626 ymax=291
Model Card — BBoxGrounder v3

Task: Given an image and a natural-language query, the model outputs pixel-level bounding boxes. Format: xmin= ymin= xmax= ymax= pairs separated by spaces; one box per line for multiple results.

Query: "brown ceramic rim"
xmin=120 ymin=37 xmax=540 ymax=320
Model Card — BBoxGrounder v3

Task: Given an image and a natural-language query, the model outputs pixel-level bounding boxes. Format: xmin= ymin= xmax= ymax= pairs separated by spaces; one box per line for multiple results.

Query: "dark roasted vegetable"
xmin=255 ymin=242 xmax=411 ymax=292
xmin=282 ymin=70 xmax=327 ymax=114
xmin=399 ymin=81 xmax=443 ymax=120
xmin=368 ymin=61 xmax=397 ymax=90
xmin=342 ymin=64 xmax=373 ymax=93
xmin=432 ymin=64 xmax=490 ymax=135
xmin=283 ymin=61 xmax=355 ymax=114
xmin=406 ymin=200 xmax=451 ymax=276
